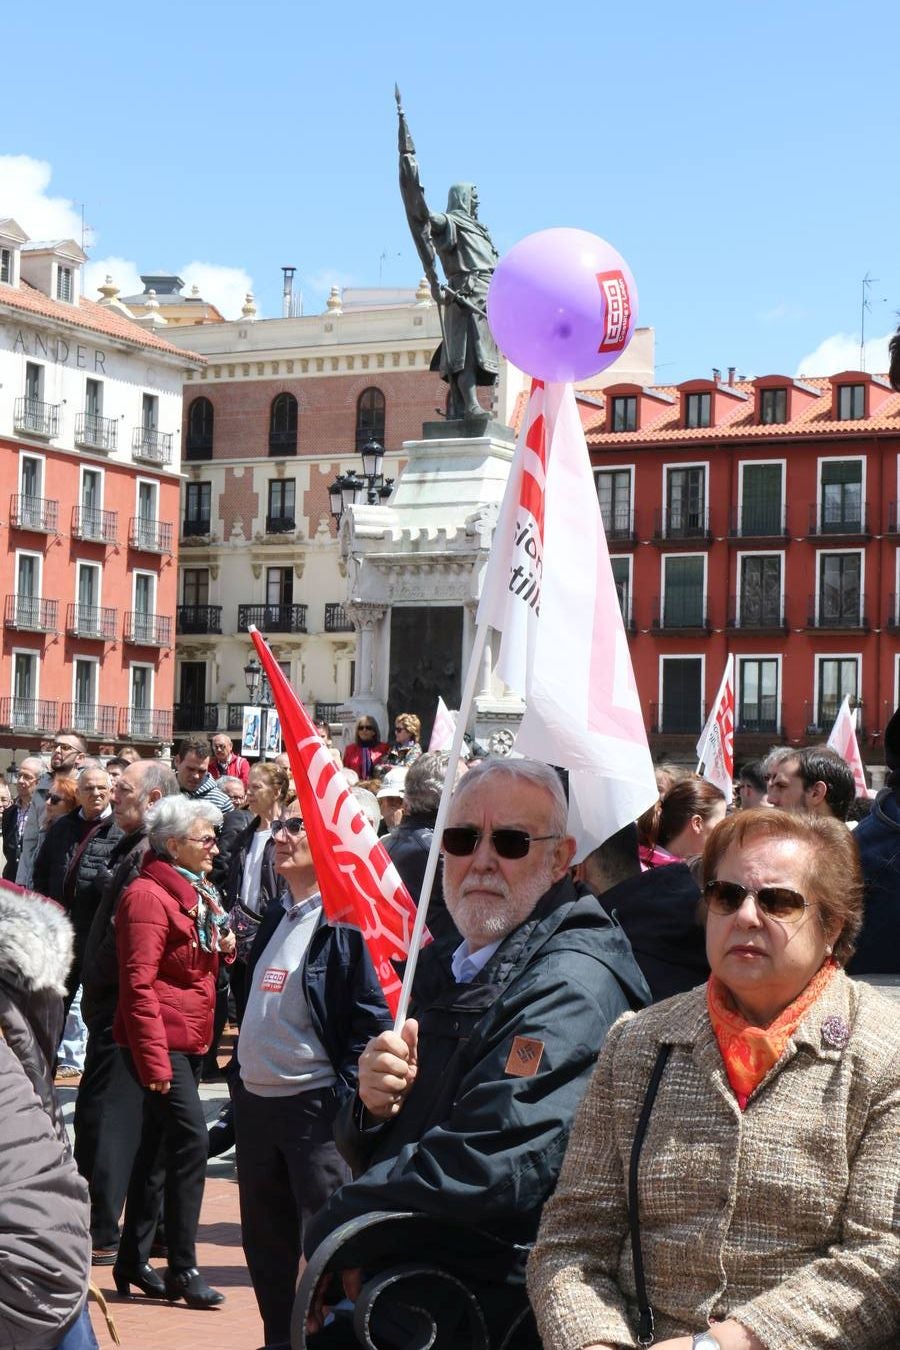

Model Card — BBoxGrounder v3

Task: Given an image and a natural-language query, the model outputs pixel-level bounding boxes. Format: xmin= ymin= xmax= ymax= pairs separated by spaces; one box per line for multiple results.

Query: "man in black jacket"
xmin=304 ymin=758 xmax=650 ymax=1344
xmin=75 ymin=758 xmax=178 ymax=1262
xmin=1 ymin=755 xmax=43 ymax=882
xmin=234 ymin=809 xmax=391 ymax=1348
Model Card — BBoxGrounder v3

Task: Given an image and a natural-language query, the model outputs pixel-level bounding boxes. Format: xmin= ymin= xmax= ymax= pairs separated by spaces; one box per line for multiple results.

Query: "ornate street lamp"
xmin=243 ymin=656 xmax=272 ymax=707
xmin=328 ymin=438 xmax=395 ymax=525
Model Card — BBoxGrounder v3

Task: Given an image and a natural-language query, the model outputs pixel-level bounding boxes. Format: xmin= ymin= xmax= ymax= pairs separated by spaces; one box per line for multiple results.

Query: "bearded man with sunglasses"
xmin=302 ymin=758 xmax=649 ymax=1348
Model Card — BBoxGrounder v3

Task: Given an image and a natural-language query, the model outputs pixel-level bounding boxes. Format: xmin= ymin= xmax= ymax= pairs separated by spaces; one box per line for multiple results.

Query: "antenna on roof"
xmin=860 ymin=273 xmax=876 ymax=371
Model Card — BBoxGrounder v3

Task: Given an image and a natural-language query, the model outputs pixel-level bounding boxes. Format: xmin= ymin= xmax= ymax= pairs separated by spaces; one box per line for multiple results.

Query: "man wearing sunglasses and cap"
xmin=303 ymin=757 xmax=649 ymax=1347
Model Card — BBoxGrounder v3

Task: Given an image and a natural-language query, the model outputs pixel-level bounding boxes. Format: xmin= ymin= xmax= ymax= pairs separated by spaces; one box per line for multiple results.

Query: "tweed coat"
xmin=527 ymin=971 xmax=900 ymax=1349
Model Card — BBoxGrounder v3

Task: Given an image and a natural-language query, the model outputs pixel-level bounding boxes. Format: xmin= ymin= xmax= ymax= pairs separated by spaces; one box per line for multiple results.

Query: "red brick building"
xmin=583 ymin=369 xmax=900 ymax=776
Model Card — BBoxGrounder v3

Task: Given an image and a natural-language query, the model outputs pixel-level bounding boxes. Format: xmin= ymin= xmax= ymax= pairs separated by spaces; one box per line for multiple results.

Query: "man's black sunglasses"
xmin=272 ymin=817 xmax=305 ymax=837
xmin=441 ymin=826 xmax=561 ymax=860
xmin=704 ymin=878 xmax=809 ymax=923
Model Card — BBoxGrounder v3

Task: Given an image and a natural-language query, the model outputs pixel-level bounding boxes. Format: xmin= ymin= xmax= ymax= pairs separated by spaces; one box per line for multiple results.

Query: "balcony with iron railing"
xmin=728 ymin=504 xmax=787 ymax=541
xmin=10 ymin=494 xmax=59 ymax=533
xmin=4 ymin=595 xmax=58 ymax=633
xmin=808 ymin=501 xmax=870 ymax=539
xmin=227 ymin=703 xmax=245 ymax=729
xmin=735 ymin=695 xmax=780 ymax=735
xmin=651 ymin=591 xmax=710 ymax=633
xmin=66 ymin=603 xmax=117 ymax=641
xmin=599 ymin=507 xmax=637 ymax=546
xmin=174 ymin=702 xmax=220 ymax=732
xmin=237 ymin=603 xmax=307 ymax=633
xmin=315 ymin=702 xmax=343 ymax=726
xmin=324 ymin=603 xmax=354 ymax=633
xmin=176 ymin=605 xmax=222 ymax=635
xmin=652 ymin=507 xmax=712 ymax=547
xmin=14 ymin=396 xmax=59 ymax=438
xmin=74 ymin=411 xmax=118 ymax=452
xmin=649 ymin=702 xmax=707 ymax=735
xmin=123 ymin=612 xmax=173 ymax=647
xmin=61 ymin=702 xmax=117 ymax=737
xmin=726 ymin=594 xmax=787 ymax=632
xmin=128 ymin=517 xmax=173 ymax=554
xmin=181 ymin=516 xmax=212 ymax=538
xmin=265 ymin=513 xmax=296 ymax=534
xmin=119 ymin=707 xmax=173 ymax=741
xmin=131 ymin=427 xmax=173 ymax=465
xmin=0 ymin=697 xmax=59 ymax=732
xmin=806 ymin=593 xmax=869 ymax=630
xmin=72 ymin=505 xmax=118 ymax=544
xmin=805 ymin=699 xmax=862 ymax=739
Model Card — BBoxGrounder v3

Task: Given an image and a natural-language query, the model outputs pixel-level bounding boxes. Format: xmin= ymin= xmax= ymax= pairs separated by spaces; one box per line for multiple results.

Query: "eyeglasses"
xmin=47 ymin=793 xmax=68 ymax=806
xmin=358 ymin=725 xmax=376 ymax=733
xmin=441 ymin=827 xmax=562 ymax=860
xmin=52 ymin=742 xmax=79 ymax=753
xmin=704 ymin=879 xmax=810 ymax=923
xmin=184 ymin=835 xmax=218 ymax=849
xmin=272 ymin=817 xmax=306 ymax=838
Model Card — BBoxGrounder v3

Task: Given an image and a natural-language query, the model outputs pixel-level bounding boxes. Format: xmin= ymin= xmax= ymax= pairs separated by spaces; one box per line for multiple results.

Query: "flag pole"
xmin=392 ymin=615 xmax=491 ymax=1028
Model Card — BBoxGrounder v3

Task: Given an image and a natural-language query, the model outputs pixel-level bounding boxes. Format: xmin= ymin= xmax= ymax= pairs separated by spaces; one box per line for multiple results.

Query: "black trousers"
xmin=233 ymin=1080 xmax=350 ymax=1346
xmin=117 ymin=1049 xmax=207 ymax=1271
xmin=73 ymin=1021 xmax=145 ymax=1247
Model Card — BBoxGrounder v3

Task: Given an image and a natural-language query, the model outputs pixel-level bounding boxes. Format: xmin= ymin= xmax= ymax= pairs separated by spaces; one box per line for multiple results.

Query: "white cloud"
xmin=795 ymin=330 xmax=893 ymax=379
xmin=0 ymin=154 xmax=84 ymax=241
xmin=2 ymin=153 xmax=255 ymax=320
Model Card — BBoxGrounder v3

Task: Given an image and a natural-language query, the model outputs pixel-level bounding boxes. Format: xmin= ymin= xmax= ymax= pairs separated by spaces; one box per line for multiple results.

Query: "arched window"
xmin=185 ymin=397 xmax=214 ymax=459
xmin=269 ymin=393 xmax=298 ymax=455
xmin=355 ymin=387 xmax=386 ymax=451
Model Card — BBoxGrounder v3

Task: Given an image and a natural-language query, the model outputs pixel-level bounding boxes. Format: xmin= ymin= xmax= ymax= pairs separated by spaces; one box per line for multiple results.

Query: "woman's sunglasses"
xmin=47 ymin=793 xmax=67 ymax=805
xmin=272 ymin=817 xmax=306 ymax=838
xmin=441 ymin=827 xmax=561 ymax=861
xmin=704 ymin=878 xmax=809 ymax=923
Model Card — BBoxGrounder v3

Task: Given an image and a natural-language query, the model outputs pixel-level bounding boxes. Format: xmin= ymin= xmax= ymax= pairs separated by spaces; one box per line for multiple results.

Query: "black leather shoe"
xmin=207 ymin=1101 xmax=235 ymax=1157
xmin=164 ymin=1267 xmax=224 ymax=1308
xmin=113 ymin=1262 xmax=166 ymax=1298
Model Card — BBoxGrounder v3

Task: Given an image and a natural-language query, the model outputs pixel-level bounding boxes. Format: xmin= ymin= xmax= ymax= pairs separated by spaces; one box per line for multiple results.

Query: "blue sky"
xmin=3 ymin=0 xmax=898 ymax=382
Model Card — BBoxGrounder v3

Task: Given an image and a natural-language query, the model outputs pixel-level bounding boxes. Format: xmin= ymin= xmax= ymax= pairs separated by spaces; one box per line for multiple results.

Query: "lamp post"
xmin=328 ymin=438 xmax=394 ymax=526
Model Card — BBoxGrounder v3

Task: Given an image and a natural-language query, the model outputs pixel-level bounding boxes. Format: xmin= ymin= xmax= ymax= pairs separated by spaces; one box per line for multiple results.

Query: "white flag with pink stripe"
xmin=696 ymin=655 xmax=735 ymax=801
xmin=827 ymin=694 xmax=868 ymax=797
xmin=477 ymin=379 xmax=657 ymax=857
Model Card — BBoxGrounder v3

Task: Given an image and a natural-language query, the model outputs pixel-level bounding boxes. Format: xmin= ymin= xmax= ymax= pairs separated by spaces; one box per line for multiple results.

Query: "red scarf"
xmin=707 ymin=960 xmax=838 ymax=1109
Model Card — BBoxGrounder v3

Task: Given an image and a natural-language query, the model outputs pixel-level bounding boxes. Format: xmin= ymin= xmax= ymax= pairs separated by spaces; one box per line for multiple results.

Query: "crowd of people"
xmin=0 ymin=714 xmax=898 ymax=1350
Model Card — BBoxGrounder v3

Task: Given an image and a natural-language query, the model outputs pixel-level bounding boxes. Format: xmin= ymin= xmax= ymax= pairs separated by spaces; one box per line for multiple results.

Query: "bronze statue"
xmin=397 ymin=88 xmax=500 ymax=421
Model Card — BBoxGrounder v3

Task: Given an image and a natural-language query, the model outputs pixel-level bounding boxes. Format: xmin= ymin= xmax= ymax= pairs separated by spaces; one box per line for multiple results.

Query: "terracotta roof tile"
xmin=0 ymin=281 xmax=205 ymax=364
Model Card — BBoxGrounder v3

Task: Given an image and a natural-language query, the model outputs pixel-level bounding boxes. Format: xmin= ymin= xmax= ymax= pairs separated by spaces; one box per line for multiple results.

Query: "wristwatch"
xmin=691 ymin=1334 xmax=722 ymax=1350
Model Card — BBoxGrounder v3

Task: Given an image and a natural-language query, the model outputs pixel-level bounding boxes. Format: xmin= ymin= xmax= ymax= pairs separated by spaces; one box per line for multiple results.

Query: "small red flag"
xmin=249 ymin=628 xmax=426 ymax=1015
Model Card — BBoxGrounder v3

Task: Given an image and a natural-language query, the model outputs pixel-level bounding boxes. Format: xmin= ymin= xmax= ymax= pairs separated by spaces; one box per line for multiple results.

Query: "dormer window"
xmin=0 ymin=248 xmax=11 ymax=284
xmin=759 ymin=387 xmax=787 ymax=425
xmin=611 ymin=395 xmax=637 ymax=432
xmin=56 ymin=265 xmax=73 ymax=302
xmin=837 ymin=383 xmax=865 ymax=420
xmin=685 ymin=392 xmax=711 ymax=429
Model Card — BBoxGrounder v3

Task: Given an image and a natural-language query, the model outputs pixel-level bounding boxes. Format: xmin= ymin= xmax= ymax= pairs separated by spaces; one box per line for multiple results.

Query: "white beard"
xmin=445 ymin=857 xmax=556 ymax=947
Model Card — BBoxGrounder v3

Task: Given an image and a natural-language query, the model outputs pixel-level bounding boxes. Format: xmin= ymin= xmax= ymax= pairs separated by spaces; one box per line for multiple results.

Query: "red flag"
xmin=249 ymin=627 xmax=426 ymax=1015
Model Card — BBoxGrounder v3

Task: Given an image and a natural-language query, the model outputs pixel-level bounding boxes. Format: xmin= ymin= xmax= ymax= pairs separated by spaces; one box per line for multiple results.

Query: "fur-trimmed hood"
xmin=0 ymin=882 xmax=73 ymax=996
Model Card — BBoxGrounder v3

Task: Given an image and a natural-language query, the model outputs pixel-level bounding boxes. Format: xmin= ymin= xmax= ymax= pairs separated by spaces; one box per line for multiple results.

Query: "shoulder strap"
xmin=628 ymin=1043 xmax=671 ymax=1346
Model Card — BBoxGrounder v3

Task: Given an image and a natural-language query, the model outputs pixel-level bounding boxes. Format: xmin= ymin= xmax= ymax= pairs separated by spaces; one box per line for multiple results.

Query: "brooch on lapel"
xmin=820 ymin=1015 xmax=850 ymax=1050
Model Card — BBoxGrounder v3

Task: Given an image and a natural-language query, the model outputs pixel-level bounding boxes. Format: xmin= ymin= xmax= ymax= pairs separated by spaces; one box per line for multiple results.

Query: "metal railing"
xmin=14 ymin=397 xmax=59 ymax=438
xmin=324 ymin=603 xmax=354 ymax=633
xmin=315 ymin=703 xmax=343 ymax=725
xmin=61 ymin=702 xmax=117 ymax=737
xmin=653 ymin=507 xmax=711 ymax=542
xmin=727 ymin=594 xmax=785 ymax=629
xmin=265 ymin=514 xmax=296 ymax=534
xmin=123 ymin=612 xmax=173 ymax=646
xmin=4 ymin=594 xmax=58 ymax=632
xmin=182 ymin=517 xmax=211 ymax=538
xmin=131 ymin=427 xmax=173 ymax=465
xmin=735 ymin=696 xmax=779 ymax=734
xmin=72 ymin=506 xmax=118 ymax=544
xmin=237 ymin=603 xmax=307 ymax=633
xmin=808 ymin=501 xmax=869 ymax=536
xmin=649 ymin=701 xmax=707 ymax=735
xmin=174 ymin=702 xmax=219 ymax=732
xmin=652 ymin=592 xmax=709 ymax=630
xmin=129 ymin=517 xmax=173 ymax=553
xmin=75 ymin=412 xmax=118 ymax=451
xmin=0 ymin=697 xmax=59 ymax=732
xmin=176 ymin=605 xmax=222 ymax=635
xmin=807 ymin=593 xmax=868 ymax=629
xmin=118 ymin=707 xmax=173 ymax=741
xmin=728 ymin=505 xmax=786 ymax=538
xmin=65 ymin=603 xmax=117 ymax=640
xmin=599 ymin=507 xmax=636 ymax=543
xmin=227 ymin=703 xmax=245 ymax=729
xmin=10 ymin=494 xmax=58 ymax=532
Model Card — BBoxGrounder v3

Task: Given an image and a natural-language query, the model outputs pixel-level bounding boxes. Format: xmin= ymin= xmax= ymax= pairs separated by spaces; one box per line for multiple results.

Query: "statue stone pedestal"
xmin=338 ymin=425 xmax=527 ymax=753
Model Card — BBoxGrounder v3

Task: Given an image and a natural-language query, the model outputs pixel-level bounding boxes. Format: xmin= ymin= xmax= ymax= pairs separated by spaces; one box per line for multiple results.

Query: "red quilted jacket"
xmin=113 ymin=854 xmax=219 ymax=1086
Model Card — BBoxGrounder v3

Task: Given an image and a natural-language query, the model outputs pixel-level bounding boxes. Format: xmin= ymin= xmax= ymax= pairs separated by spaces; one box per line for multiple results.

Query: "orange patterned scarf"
xmin=707 ymin=960 xmax=838 ymax=1109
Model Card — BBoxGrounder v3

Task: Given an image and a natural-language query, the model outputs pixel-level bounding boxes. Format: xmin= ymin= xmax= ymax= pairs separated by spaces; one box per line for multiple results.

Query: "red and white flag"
xmin=827 ymin=694 xmax=868 ymax=797
xmin=428 ymin=696 xmax=456 ymax=753
xmin=696 ymin=655 xmax=734 ymax=801
xmin=477 ymin=379 xmax=658 ymax=858
xmin=248 ymin=627 xmax=426 ymax=1016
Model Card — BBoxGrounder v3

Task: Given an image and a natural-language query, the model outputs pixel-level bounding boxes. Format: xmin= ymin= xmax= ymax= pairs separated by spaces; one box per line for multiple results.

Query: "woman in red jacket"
xmin=112 ymin=796 xmax=235 ymax=1309
xmin=342 ymin=715 xmax=388 ymax=778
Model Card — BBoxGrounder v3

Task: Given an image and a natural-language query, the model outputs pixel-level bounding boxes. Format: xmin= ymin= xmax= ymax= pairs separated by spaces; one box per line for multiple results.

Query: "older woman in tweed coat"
xmin=527 ymin=809 xmax=900 ymax=1350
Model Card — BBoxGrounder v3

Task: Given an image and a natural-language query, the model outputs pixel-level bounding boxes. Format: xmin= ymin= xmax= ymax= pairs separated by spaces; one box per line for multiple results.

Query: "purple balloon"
xmin=487 ymin=227 xmax=638 ymax=383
